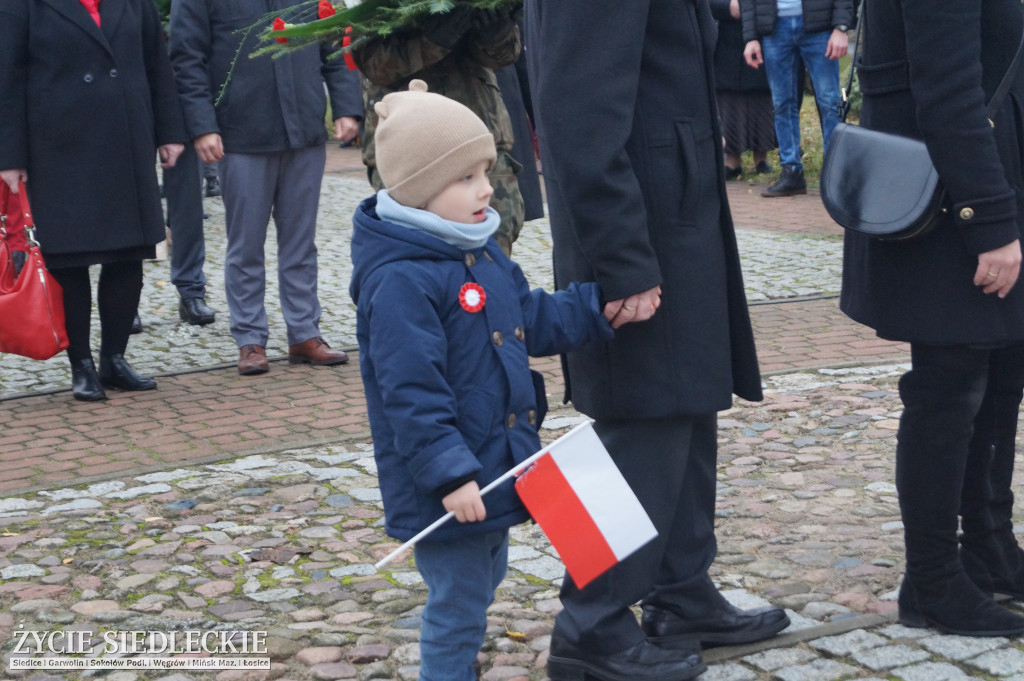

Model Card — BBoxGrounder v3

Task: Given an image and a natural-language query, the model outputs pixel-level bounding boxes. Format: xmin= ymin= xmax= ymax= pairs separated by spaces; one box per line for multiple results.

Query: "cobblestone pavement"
xmin=9 ymin=148 xmax=1023 ymax=680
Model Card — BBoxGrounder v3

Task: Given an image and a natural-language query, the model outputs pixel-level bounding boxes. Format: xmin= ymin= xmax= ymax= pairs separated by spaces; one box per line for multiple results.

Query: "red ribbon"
xmin=342 ymin=26 xmax=357 ymax=71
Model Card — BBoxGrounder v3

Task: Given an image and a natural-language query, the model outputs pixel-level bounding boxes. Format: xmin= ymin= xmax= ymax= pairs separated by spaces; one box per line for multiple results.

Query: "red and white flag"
xmin=514 ymin=421 xmax=658 ymax=588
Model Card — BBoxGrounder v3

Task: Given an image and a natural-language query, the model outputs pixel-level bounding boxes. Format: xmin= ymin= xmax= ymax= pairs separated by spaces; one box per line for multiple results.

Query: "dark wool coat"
xmin=526 ymin=0 xmax=763 ymax=419
xmin=710 ymin=0 xmax=771 ymax=94
xmin=739 ymin=0 xmax=855 ymax=42
xmin=0 ymin=0 xmax=185 ymax=265
xmin=349 ymin=197 xmax=612 ymax=542
xmin=840 ymin=0 xmax=1024 ymax=345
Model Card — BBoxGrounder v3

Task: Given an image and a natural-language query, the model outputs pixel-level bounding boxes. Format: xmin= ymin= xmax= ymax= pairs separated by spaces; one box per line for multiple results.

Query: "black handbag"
xmin=820 ymin=4 xmax=1024 ymax=241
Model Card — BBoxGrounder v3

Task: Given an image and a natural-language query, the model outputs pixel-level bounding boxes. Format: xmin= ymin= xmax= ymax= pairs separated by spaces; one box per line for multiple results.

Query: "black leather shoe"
xmin=899 ymin=571 xmax=1024 ymax=637
xmin=547 ymin=636 xmax=705 ymax=681
xmin=179 ymin=298 xmax=216 ymax=326
xmin=204 ymin=176 xmax=221 ymax=197
xmin=642 ymin=603 xmax=790 ymax=649
xmin=130 ymin=314 xmax=143 ymax=335
xmin=99 ymin=354 xmax=156 ymax=392
xmin=755 ymin=160 xmax=773 ymax=174
xmin=761 ymin=165 xmax=806 ymax=197
xmin=724 ymin=165 xmax=742 ymax=180
xmin=71 ymin=358 xmax=108 ymax=402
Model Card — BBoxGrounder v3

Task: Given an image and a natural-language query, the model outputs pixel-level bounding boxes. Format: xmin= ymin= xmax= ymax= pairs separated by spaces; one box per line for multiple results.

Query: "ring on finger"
xmin=623 ymin=305 xmax=636 ymax=312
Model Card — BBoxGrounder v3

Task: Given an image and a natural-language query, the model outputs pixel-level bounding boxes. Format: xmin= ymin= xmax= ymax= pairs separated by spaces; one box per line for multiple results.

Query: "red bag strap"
xmin=0 ymin=180 xmax=36 ymax=245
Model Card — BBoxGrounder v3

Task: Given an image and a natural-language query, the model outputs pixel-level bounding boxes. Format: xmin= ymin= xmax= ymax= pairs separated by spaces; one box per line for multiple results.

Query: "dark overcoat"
xmin=526 ymin=0 xmax=763 ymax=420
xmin=710 ymin=0 xmax=771 ymax=94
xmin=840 ymin=0 xmax=1024 ymax=345
xmin=0 ymin=0 xmax=185 ymax=265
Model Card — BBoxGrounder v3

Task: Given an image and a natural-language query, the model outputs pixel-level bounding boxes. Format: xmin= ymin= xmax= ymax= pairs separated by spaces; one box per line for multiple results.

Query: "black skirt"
xmin=717 ymin=90 xmax=777 ymax=156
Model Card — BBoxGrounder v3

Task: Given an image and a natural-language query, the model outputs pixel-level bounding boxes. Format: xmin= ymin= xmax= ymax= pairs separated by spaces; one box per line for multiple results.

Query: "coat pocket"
xmin=645 ymin=120 xmax=708 ymax=230
xmin=456 ymin=384 xmax=500 ymax=455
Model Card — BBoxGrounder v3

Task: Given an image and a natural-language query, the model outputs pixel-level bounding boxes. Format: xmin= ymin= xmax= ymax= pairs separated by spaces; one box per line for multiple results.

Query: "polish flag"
xmin=514 ymin=422 xmax=658 ymax=588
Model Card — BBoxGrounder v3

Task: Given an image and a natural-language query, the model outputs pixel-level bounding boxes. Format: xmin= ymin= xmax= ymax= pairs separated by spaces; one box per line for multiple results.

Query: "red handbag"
xmin=0 ymin=180 xmax=70 ymax=360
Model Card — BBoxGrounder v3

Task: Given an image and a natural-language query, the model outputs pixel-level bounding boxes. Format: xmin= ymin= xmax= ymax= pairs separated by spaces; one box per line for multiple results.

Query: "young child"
xmin=349 ymin=80 xmax=614 ymax=681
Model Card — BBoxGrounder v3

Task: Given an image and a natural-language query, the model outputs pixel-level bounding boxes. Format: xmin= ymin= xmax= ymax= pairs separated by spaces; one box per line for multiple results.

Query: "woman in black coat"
xmin=0 ymin=0 xmax=185 ymax=401
xmin=841 ymin=0 xmax=1024 ymax=636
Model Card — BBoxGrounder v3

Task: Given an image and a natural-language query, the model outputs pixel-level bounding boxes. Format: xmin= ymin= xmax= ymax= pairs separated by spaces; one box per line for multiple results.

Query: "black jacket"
xmin=168 ymin=0 xmax=362 ymax=153
xmin=840 ymin=0 xmax=1024 ymax=345
xmin=526 ymin=0 xmax=762 ymax=418
xmin=740 ymin=0 xmax=855 ymax=42
xmin=0 ymin=0 xmax=185 ymax=261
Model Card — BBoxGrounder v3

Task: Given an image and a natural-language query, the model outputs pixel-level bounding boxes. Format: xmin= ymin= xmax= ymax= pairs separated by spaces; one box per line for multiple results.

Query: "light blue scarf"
xmin=376 ymin=189 xmax=499 ymax=251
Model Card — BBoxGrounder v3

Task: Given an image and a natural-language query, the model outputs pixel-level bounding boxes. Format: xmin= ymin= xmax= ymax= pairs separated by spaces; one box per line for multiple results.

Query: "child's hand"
xmin=443 ymin=481 xmax=487 ymax=523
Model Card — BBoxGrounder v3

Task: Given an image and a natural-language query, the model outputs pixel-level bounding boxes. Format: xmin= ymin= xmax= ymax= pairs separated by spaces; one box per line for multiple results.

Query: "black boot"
xmin=962 ymin=539 xmax=1024 ymax=600
xmin=130 ymin=314 xmax=143 ymax=334
xmin=761 ymin=165 xmax=806 ymax=197
xmin=99 ymin=354 xmax=156 ymax=391
xmin=71 ymin=358 xmax=108 ymax=402
xmin=898 ymin=571 xmax=1024 ymax=636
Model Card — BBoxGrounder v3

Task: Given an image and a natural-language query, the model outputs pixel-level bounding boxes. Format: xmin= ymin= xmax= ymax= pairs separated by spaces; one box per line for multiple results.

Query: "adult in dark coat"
xmin=0 ymin=0 xmax=186 ymax=401
xmin=841 ymin=0 xmax=1024 ymax=637
xmin=526 ymin=1 xmax=788 ymax=679
xmin=710 ymin=0 xmax=777 ymax=178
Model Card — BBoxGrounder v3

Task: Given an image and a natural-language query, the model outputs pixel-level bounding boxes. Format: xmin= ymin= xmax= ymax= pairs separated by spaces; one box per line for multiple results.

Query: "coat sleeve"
xmin=901 ymin=0 xmax=1019 ymax=254
xmin=739 ymin=0 xmax=758 ymax=42
xmin=363 ymin=267 xmax=483 ymax=496
xmin=531 ymin=0 xmax=662 ymax=302
xmin=141 ymin=0 xmax=186 ymax=146
xmin=465 ymin=18 xmax=521 ymax=70
xmin=831 ymin=0 xmax=855 ymax=28
xmin=168 ymin=0 xmax=218 ymax=140
xmin=322 ymin=45 xmax=363 ymax=120
xmin=508 ymin=261 xmax=614 ymax=357
xmin=709 ymin=0 xmax=733 ymax=23
xmin=0 ymin=1 xmax=29 ymax=171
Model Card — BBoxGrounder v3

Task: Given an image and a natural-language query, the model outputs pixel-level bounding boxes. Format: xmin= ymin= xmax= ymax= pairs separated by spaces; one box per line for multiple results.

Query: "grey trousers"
xmin=164 ymin=143 xmax=207 ymax=300
xmin=219 ymin=145 xmax=326 ymax=348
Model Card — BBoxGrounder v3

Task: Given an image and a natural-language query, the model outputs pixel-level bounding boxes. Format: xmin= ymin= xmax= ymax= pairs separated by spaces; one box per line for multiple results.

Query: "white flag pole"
xmin=374 ymin=420 xmax=593 ymax=569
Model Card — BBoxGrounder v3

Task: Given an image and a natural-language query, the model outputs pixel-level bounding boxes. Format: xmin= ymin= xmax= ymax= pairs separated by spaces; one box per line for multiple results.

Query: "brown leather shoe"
xmin=238 ymin=344 xmax=269 ymax=375
xmin=288 ymin=337 xmax=348 ymax=366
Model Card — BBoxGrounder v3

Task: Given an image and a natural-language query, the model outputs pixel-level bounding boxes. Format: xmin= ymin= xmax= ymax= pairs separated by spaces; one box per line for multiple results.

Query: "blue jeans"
xmin=415 ymin=530 xmax=509 ymax=681
xmin=761 ymin=15 xmax=841 ymax=170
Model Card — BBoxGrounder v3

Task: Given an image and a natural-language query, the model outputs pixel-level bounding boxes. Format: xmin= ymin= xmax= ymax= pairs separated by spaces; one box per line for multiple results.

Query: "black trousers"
xmin=163 ymin=144 xmax=207 ymax=300
xmin=49 ymin=260 xmax=143 ymax=363
xmin=554 ymin=414 xmax=724 ymax=651
xmin=897 ymin=342 xmax=1024 ymax=584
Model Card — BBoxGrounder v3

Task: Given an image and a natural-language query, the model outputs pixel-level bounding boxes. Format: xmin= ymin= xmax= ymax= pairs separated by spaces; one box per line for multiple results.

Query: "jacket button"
xmin=83 ymin=73 xmax=94 ymax=83
xmin=514 ymin=326 xmax=524 ymax=342
xmin=492 ymin=331 xmax=503 ymax=346
xmin=960 ymin=207 xmax=975 ymax=220
xmin=109 ymin=69 xmax=118 ymax=78
xmin=528 ymin=409 xmax=536 ymax=425
xmin=484 ymin=251 xmax=494 ymax=262
xmin=507 ymin=413 xmax=517 ymax=428
xmin=465 ymin=253 xmax=476 ymax=267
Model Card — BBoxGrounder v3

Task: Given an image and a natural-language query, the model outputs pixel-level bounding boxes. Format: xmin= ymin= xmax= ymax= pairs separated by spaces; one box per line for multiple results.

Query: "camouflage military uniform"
xmin=353 ymin=10 xmax=525 ymax=255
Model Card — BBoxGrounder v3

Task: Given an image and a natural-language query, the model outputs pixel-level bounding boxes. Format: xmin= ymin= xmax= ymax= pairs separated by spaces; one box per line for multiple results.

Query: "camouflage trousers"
xmin=368 ymin=151 xmax=524 ymax=257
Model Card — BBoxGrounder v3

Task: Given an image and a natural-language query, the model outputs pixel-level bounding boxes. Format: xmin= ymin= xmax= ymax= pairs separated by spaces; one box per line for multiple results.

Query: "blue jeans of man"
xmin=414 ymin=530 xmax=508 ymax=681
xmin=761 ymin=15 xmax=841 ymax=170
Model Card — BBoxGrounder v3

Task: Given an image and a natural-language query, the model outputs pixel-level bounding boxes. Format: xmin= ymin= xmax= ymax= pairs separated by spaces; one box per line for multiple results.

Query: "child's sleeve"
xmin=511 ymin=262 xmax=614 ymax=357
xmin=364 ymin=268 xmax=483 ymax=495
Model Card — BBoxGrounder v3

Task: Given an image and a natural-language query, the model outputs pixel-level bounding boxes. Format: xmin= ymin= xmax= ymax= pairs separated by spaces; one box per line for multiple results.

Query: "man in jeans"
xmin=741 ymin=0 xmax=853 ymax=197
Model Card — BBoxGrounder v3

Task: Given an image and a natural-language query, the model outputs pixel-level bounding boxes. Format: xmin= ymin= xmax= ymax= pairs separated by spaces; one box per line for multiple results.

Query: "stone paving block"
xmin=966 ymin=647 xmax=1024 ymax=676
xmin=742 ymin=647 xmax=818 ymax=672
xmin=917 ymin=633 xmax=1008 ymax=661
xmin=809 ymin=629 xmax=887 ymax=656
xmin=891 ymin=661 xmax=974 ymax=681
xmin=701 ymin=663 xmax=758 ymax=681
xmin=851 ymin=643 xmax=931 ymax=671
xmin=772 ymin=658 xmax=860 ymax=681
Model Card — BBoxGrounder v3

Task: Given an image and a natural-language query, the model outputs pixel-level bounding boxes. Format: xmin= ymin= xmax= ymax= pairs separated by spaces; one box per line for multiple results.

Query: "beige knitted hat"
xmin=374 ymin=79 xmax=497 ymax=208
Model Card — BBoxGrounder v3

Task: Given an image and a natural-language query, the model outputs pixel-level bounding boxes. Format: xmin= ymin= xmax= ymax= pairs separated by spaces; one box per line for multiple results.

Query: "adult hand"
xmin=825 ymin=28 xmax=849 ymax=60
xmin=194 ymin=133 xmax=224 ymax=164
xmin=0 ymin=169 xmax=27 ymax=192
xmin=334 ymin=116 xmax=360 ymax=142
xmin=975 ymin=240 xmax=1022 ymax=298
xmin=442 ymin=480 xmax=486 ymax=523
xmin=158 ymin=143 xmax=184 ymax=169
xmin=744 ymin=40 xmax=763 ymax=69
xmin=604 ymin=286 xmax=662 ymax=328
xmin=729 ymin=0 xmax=740 ymax=19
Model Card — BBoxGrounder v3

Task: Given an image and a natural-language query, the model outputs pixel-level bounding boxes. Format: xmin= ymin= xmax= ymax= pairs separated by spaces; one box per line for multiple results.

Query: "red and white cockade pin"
xmin=459 ymin=282 xmax=486 ymax=313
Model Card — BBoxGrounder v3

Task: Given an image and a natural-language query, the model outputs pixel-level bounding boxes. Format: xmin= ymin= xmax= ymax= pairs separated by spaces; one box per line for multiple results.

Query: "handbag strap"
xmin=840 ymin=0 xmax=1024 ymax=123
xmin=0 ymin=180 xmax=37 ymax=246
